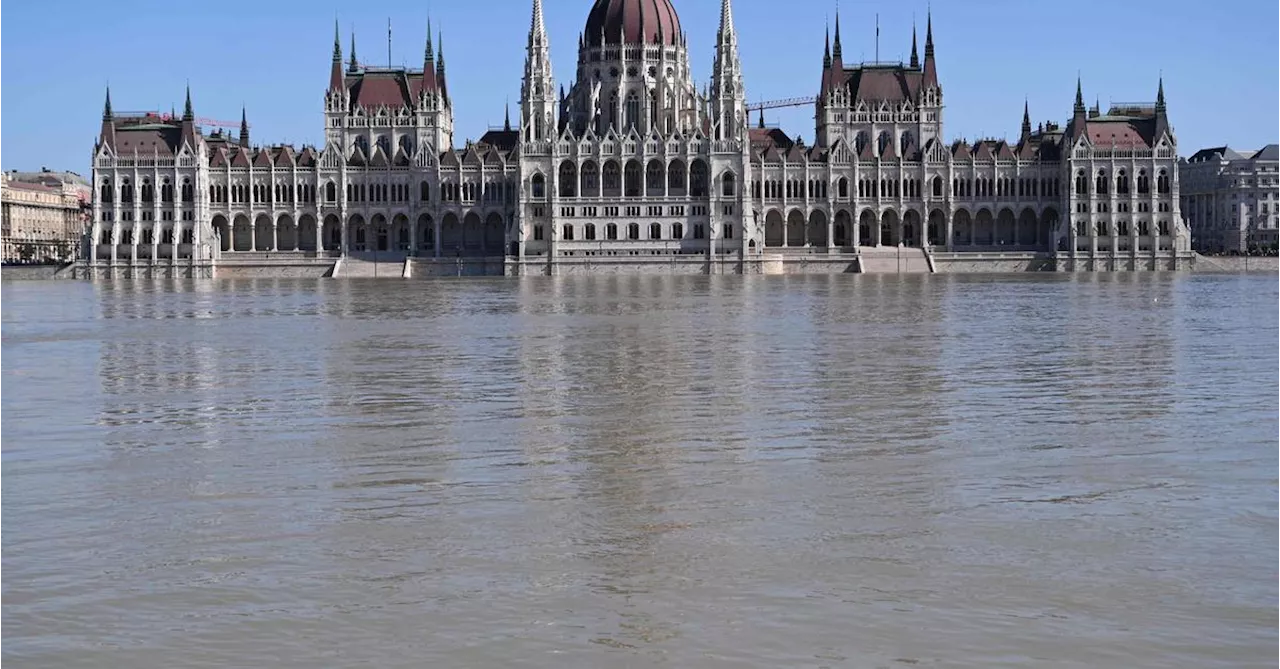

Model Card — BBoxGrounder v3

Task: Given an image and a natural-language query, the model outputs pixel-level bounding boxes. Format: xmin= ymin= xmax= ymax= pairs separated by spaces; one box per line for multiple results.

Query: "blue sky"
xmin=3 ymin=0 xmax=1277 ymax=176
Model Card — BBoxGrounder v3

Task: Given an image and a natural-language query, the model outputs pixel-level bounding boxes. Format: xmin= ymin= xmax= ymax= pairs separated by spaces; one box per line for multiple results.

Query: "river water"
xmin=2 ymin=274 xmax=1276 ymax=668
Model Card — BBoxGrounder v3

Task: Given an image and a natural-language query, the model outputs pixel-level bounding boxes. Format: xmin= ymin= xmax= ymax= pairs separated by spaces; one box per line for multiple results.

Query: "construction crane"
xmin=119 ymin=111 xmax=248 ymax=129
xmin=746 ymin=96 xmax=817 ymax=113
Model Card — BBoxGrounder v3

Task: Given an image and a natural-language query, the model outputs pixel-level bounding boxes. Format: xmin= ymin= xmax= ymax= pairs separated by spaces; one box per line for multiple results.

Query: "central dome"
xmin=584 ymin=0 xmax=682 ymax=47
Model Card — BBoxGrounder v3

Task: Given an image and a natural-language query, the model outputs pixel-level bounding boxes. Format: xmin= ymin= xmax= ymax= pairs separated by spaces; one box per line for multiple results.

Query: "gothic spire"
xmin=333 ymin=19 xmax=342 ymax=60
xmin=718 ymin=0 xmax=736 ymax=41
xmin=1074 ymin=76 xmax=1085 ymax=113
xmin=824 ymin=23 xmax=831 ymax=68
xmin=910 ymin=20 xmax=919 ymax=69
xmin=922 ymin=9 xmax=938 ymax=86
xmin=1020 ymin=99 xmax=1031 ymax=140
xmin=184 ymin=84 xmax=194 ymax=119
xmin=348 ymin=31 xmax=359 ymax=73
xmin=832 ymin=11 xmax=843 ymax=61
xmin=529 ymin=0 xmax=547 ymax=46
xmin=103 ymin=86 xmax=113 ymax=120
xmin=239 ymin=106 xmax=250 ymax=148
xmin=1156 ymin=75 xmax=1166 ymax=112
xmin=426 ymin=17 xmax=435 ymax=61
xmin=330 ymin=20 xmax=345 ymax=91
xmin=505 ymin=101 xmax=512 ymax=132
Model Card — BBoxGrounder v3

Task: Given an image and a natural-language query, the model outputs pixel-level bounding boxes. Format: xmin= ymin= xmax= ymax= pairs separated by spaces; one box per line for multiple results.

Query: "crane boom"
xmin=746 ymin=96 xmax=817 ymax=112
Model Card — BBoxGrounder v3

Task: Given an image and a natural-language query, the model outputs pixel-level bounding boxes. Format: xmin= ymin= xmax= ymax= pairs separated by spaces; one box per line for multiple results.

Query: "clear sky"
xmin=2 ymin=0 xmax=1277 ymax=176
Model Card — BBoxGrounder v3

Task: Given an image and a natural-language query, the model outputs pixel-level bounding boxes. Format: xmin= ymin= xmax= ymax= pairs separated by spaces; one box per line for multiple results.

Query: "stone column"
xmin=945 ymin=211 xmax=955 ymax=252
xmin=434 ymin=215 xmax=442 ymax=258
xmin=409 ymin=215 xmax=418 ymax=257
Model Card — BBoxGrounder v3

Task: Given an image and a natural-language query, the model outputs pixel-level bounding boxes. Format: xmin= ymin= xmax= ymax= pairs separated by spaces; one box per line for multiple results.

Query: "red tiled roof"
xmin=1086 ymin=120 xmax=1151 ymax=148
xmin=951 ymin=142 xmax=972 ymax=161
xmin=352 ymin=73 xmax=411 ymax=109
xmin=585 ymin=0 xmax=681 ymax=47
xmin=252 ymin=149 xmax=273 ymax=167
xmin=297 ymin=147 xmax=317 ymax=167
xmin=274 ymin=146 xmax=296 ymax=167
xmin=230 ymin=148 xmax=251 ymax=167
xmin=115 ymin=128 xmax=180 ymax=155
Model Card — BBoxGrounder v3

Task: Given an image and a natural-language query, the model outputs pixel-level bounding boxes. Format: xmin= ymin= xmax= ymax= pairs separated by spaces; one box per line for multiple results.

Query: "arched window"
xmin=690 ymin=161 xmax=708 ymax=197
xmin=646 ymin=161 xmax=663 ymax=193
xmin=627 ymin=223 xmax=640 ymax=240
xmin=1075 ymin=170 xmax=1088 ymax=195
xmin=1095 ymin=170 xmax=1108 ymax=195
xmin=159 ymin=179 xmax=173 ymax=203
xmin=854 ymin=131 xmax=869 ymax=155
xmin=100 ymin=178 xmax=113 ymax=204
xmin=326 ymin=181 xmax=337 ymax=202
xmin=673 ymin=222 xmax=684 ymax=239
xmin=581 ymin=161 xmax=599 ymax=197
xmin=877 ymin=131 xmax=892 ymax=156
xmin=420 ymin=181 xmax=431 ymax=201
xmin=180 ymin=179 xmax=193 ymax=203
xmin=668 ymin=160 xmax=686 ymax=193
xmin=141 ymin=179 xmax=154 ymax=203
xmin=121 ymin=179 xmax=134 ymax=203
xmin=1116 ymin=170 xmax=1129 ymax=195
xmin=559 ymin=162 xmax=577 ymax=197
xmin=900 ymin=130 xmax=915 ymax=154
xmin=602 ymin=161 xmax=621 ymax=195
xmin=531 ymin=173 xmax=546 ymax=199
xmin=606 ymin=223 xmax=618 ymax=240
xmin=722 ymin=172 xmax=736 ymax=197
xmin=624 ymin=161 xmax=641 ymax=197
xmin=1137 ymin=170 xmax=1150 ymax=194
xmin=1157 ymin=170 xmax=1170 ymax=194
xmin=932 ymin=176 xmax=943 ymax=198
xmin=561 ymin=224 xmax=574 ymax=241
xmin=625 ymin=92 xmax=640 ymax=130
xmin=585 ymin=223 xmax=597 ymax=241
xmin=838 ymin=177 xmax=849 ymax=199
xmin=649 ymin=222 xmax=662 ymax=240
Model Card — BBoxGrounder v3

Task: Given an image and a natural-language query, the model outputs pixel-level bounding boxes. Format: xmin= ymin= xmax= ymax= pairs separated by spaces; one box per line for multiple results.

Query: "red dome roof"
xmin=584 ymin=0 xmax=681 ymax=47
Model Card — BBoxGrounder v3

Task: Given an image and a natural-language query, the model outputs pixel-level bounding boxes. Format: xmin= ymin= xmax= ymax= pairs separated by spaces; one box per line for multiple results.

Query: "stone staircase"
xmin=858 ymin=246 xmax=932 ymax=274
xmin=332 ymin=254 xmax=408 ymax=278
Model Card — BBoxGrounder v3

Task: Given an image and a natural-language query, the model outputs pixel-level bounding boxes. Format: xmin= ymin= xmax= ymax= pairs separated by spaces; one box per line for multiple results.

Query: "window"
xmin=606 ymin=223 xmax=618 ymax=240
xmin=932 ymin=176 xmax=943 ymax=198
xmin=722 ymin=172 xmax=736 ymax=197
xmin=649 ymin=223 xmax=662 ymax=240
xmin=562 ymin=224 xmax=574 ymax=241
xmin=1075 ymin=170 xmax=1088 ymax=196
xmin=533 ymin=225 xmax=545 ymax=241
xmin=559 ymin=162 xmax=577 ymax=197
xmin=532 ymin=174 xmax=546 ymax=199
xmin=585 ymin=223 xmax=597 ymax=241
xmin=690 ymin=161 xmax=708 ymax=197
xmin=723 ymin=223 xmax=734 ymax=239
xmin=838 ymin=177 xmax=850 ymax=199
xmin=693 ymin=224 xmax=706 ymax=239
xmin=1157 ymin=170 xmax=1171 ymax=194
xmin=1137 ymin=171 xmax=1150 ymax=194
xmin=627 ymin=223 xmax=640 ymax=240
xmin=1117 ymin=170 xmax=1129 ymax=195
xmin=672 ymin=222 xmax=684 ymax=239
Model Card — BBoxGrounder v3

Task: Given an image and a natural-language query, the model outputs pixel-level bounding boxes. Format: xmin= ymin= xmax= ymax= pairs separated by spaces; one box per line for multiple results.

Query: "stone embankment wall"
xmin=931 ymin=253 xmax=1054 ymax=273
xmin=1192 ymin=254 xmax=1279 ymax=272
xmin=1 ymin=263 xmax=78 ymax=280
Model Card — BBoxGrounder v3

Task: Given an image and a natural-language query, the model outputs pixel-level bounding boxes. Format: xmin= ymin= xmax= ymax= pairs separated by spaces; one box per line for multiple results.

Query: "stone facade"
xmin=1179 ymin=145 xmax=1279 ymax=253
xmin=2 ymin=171 xmax=90 ymax=264
xmin=87 ymin=0 xmax=1192 ymax=278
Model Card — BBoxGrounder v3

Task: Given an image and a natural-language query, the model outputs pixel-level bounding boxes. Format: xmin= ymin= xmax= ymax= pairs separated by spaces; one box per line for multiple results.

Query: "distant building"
xmin=1180 ymin=145 xmax=1279 ymax=253
xmin=1 ymin=170 xmax=91 ymax=264
xmin=89 ymin=0 xmax=1190 ymax=277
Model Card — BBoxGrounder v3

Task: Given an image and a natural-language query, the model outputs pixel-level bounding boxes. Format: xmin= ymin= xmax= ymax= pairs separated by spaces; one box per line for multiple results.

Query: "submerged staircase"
xmin=857 ymin=246 xmax=933 ymax=274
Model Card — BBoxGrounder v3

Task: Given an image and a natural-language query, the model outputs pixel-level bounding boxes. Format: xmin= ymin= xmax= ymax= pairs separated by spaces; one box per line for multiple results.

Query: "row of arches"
xmin=753 ymin=174 xmax=1065 ymax=202
xmin=1074 ymin=168 xmax=1170 ymax=196
xmin=546 ymin=158 xmax=716 ymax=199
xmin=99 ymin=177 xmax=193 ymax=204
xmin=760 ymin=207 xmax=1062 ymax=250
xmin=209 ymin=212 xmax=507 ymax=256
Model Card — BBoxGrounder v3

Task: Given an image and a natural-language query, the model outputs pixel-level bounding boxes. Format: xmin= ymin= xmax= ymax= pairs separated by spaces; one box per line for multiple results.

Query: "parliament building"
xmin=87 ymin=0 xmax=1191 ymax=277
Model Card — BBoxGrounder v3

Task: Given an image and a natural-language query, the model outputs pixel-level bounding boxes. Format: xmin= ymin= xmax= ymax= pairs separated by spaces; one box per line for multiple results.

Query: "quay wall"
xmin=1 ymin=263 xmax=77 ymax=280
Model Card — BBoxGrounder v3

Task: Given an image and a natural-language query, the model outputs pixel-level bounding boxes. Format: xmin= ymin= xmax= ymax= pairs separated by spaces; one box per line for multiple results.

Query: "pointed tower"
xmin=1020 ymin=100 xmax=1032 ymax=143
xmin=1153 ymin=76 xmax=1170 ymax=142
xmin=823 ymin=24 xmax=831 ymax=70
xmin=239 ymin=107 xmax=250 ymax=148
xmin=922 ymin=10 xmax=938 ymax=88
xmin=436 ymin=31 xmax=449 ymax=106
xmin=832 ymin=12 xmax=843 ymax=65
xmin=99 ymin=86 xmax=116 ymax=149
xmin=181 ymin=85 xmax=198 ymax=149
xmin=910 ymin=22 xmax=919 ymax=69
xmin=520 ymin=0 xmax=556 ymax=142
xmin=348 ymin=32 xmax=359 ymax=73
xmin=330 ymin=20 xmax=344 ymax=91
xmin=709 ymin=0 xmax=746 ymax=141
